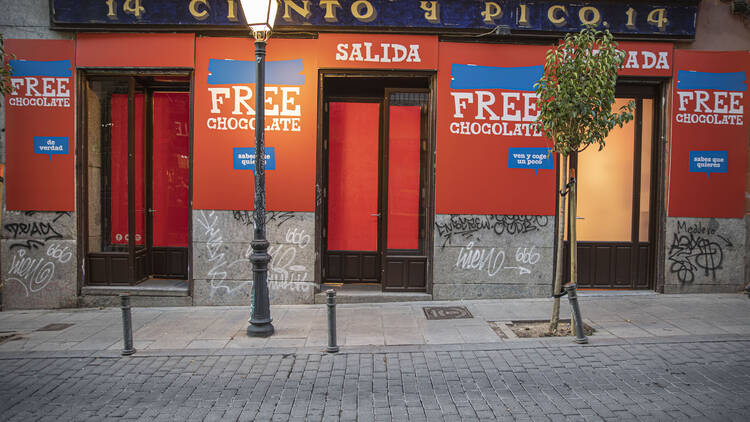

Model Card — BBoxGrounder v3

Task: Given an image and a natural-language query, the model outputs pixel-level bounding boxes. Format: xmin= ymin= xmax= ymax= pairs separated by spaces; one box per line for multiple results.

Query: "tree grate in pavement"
xmin=35 ymin=323 xmax=74 ymax=332
xmin=423 ymin=306 xmax=473 ymax=320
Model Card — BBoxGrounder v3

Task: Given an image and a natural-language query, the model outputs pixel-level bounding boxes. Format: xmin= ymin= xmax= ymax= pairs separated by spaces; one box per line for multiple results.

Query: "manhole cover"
xmin=423 ymin=306 xmax=473 ymax=320
xmin=36 ymin=323 xmax=74 ymax=332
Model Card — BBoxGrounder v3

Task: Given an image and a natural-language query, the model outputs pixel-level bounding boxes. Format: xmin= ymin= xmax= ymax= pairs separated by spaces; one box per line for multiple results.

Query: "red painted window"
xmin=327 ymin=102 xmax=380 ymax=251
xmin=387 ymin=106 xmax=421 ymax=250
xmin=153 ymin=93 xmax=190 ymax=247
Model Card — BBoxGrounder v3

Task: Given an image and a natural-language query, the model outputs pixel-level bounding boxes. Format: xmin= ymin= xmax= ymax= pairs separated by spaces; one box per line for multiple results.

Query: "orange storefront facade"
xmin=1 ymin=0 xmax=749 ymax=309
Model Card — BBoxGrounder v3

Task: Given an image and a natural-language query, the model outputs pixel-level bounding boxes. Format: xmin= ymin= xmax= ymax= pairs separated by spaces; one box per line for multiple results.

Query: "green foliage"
xmin=534 ymin=28 xmax=635 ymax=156
xmin=1 ymin=33 xmax=15 ymax=96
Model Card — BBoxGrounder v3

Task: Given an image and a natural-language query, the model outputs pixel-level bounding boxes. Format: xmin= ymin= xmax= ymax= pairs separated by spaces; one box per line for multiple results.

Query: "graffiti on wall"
xmin=455 ymin=242 xmax=541 ymax=277
xmin=5 ymin=241 xmax=72 ymax=297
xmin=435 ymin=214 xmax=550 ymax=278
xmin=3 ymin=212 xmax=74 ymax=297
xmin=435 ymin=214 xmax=549 ymax=248
xmin=197 ymin=210 xmax=313 ymax=297
xmin=7 ymin=249 xmax=56 ymax=296
xmin=668 ymin=220 xmax=733 ymax=284
xmin=3 ymin=211 xmax=71 ymax=250
xmin=232 ymin=210 xmax=297 ymax=229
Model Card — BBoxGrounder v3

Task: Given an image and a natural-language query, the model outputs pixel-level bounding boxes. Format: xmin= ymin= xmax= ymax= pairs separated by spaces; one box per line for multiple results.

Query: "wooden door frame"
xmin=146 ymin=89 xmax=191 ymax=279
xmin=314 ymin=70 xmax=437 ymax=292
xmin=381 ymin=88 xmax=431 ymax=291
xmin=555 ymin=81 xmax=664 ymax=290
xmin=322 ymin=98 xmax=383 ymax=284
xmin=76 ymin=70 xmax=194 ymax=290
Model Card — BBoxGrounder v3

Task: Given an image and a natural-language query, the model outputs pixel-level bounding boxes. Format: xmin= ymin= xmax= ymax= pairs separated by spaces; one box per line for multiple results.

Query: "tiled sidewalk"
xmin=1 ymin=293 xmax=748 ymax=353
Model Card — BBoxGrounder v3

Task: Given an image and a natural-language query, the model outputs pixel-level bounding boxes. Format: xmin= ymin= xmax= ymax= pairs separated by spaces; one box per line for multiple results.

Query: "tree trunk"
xmin=569 ymin=167 xmax=578 ymax=286
xmin=549 ymin=154 xmax=568 ymax=333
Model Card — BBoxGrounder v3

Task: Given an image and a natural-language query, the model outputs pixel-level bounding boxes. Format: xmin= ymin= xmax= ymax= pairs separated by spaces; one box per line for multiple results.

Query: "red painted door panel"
xmin=327 ymin=102 xmax=380 ymax=251
xmin=152 ymin=92 xmax=190 ymax=247
xmin=387 ymin=105 xmax=420 ymax=250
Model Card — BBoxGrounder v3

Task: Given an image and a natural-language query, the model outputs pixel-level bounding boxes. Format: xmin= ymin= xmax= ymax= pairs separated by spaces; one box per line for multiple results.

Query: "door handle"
xmin=371 ymin=213 xmax=381 ymax=217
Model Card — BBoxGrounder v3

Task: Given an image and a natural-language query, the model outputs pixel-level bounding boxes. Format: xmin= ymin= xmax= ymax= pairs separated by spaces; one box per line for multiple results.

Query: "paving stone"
xmin=2 ymin=337 xmax=750 ymax=421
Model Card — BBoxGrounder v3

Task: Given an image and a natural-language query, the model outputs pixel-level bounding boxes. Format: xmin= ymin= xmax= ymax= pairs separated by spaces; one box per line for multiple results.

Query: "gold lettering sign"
xmin=518 ymin=4 xmax=530 ymax=26
xmin=547 ymin=5 xmax=567 ymax=27
xmin=578 ymin=6 xmax=601 ymax=26
xmin=226 ymin=0 xmax=238 ymax=21
xmin=105 ymin=0 xmax=117 ymax=19
xmin=320 ymin=0 xmax=342 ymax=22
xmin=420 ymin=1 xmax=440 ymax=24
xmin=351 ymin=0 xmax=377 ymax=23
xmin=625 ymin=7 xmax=636 ymax=29
xmin=482 ymin=2 xmax=502 ymax=24
xmin=123 ymin=0 xmax=145 ymax=18
xmin=189 ymin=0 xmax=209 ymax=21
xmin=647 ymin=8 xmax=668 ymax=31
xmin=283 ymin=0 xmax=312 ymax=22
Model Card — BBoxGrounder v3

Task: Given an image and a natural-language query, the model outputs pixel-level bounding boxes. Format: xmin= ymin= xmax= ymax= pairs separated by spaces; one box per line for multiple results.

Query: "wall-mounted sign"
xmin=689 ymin=151 xmax=728 ymax=178
xmin=193 ymin=37 xmax=318 ymax=211
xmin=508 ymin=147 xmax=554 ymax=174
xmin=317 ymin=34 xmax=438 ymax=70
xmin=616 ymin=42 xmax=672 ymax=77
xmin=669 ymin=51 xmax=750 ymax=218
xmin=33 ymin=136 xmax=69 ymax=160
xmin=436 ymin=42 xmax=556 ymax=215
xmin=233 ymin=147 xmax=276 ymax=171
xmin=50 ymin=0 xmax=698 ymax=38
xmin=4 ymin=39 xmax=75 ymax=211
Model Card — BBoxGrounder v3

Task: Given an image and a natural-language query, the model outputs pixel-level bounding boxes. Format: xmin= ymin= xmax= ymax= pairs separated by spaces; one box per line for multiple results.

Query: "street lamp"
xmin=240 ymin=0 xmax=279 ymax=338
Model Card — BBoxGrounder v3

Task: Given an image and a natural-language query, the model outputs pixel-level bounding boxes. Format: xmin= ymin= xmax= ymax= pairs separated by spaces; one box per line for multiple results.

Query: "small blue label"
xmin=508 ymin=147 xmax=554 ymax=174
xmin=450 ymin=64 xmax=543 ymax=91
xmin=33 ymin=136 xmax=69 ymax=160
xmin=233 ymin=147 xmax=275 ymax=172
xmin=677 ymin=71 xmax=747 ymax=92
xmin=689 ymin=150 xmax=728 ymax=178
xmin=10 ymin=59 xmax=73 ymax=77
xmin=208 ymin=59 xmax=305 ymax=86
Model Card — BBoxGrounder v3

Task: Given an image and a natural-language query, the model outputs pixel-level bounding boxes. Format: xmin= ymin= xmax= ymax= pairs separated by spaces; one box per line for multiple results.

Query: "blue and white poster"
xmin=233 ymin=147 xmax=275 ymax=172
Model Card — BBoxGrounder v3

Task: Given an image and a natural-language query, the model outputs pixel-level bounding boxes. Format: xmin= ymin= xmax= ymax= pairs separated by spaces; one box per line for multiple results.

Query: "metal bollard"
xmin=326 ymin=289 xmax=339 ymax=353
xmin=120 ymin=294 xmax=136 ymax=356
xmin=565 ymin=284 xmax=588 ymax=344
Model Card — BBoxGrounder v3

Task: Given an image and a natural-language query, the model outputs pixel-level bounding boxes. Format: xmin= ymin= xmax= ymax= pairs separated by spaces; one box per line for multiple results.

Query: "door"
xmin=565 ymin=86 xmax=658 ymax=289
xmin=149 ymin=92 xmax=190 ymax=278
xmin=325 ymin=101 xmax=381 ymax=283
xmin=322 ymin=90 xmax=429 ymax=291
xmin=85 ymin=76 xmax=190 ymax=285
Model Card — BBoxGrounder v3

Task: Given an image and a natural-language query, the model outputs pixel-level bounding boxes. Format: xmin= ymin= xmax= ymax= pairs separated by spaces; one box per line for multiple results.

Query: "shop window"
xmin=83 ymin=74 xmax=190 ymax=285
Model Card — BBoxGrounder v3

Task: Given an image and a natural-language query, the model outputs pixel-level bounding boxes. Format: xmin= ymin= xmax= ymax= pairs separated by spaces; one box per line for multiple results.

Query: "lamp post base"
xmin=247 ymin=320 xmax=274 ymax=337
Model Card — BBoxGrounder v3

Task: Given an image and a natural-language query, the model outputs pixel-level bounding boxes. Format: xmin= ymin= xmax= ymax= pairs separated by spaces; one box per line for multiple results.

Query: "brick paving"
xmin=1 ymin=340 xmax=749 ymax=421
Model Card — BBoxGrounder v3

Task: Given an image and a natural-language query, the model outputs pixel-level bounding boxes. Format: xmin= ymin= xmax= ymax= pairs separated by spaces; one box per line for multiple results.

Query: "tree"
xmin=1 ymin=33 xmax=15 ymax=96
xmin=534 ymin=28 xmax=635 ymax=334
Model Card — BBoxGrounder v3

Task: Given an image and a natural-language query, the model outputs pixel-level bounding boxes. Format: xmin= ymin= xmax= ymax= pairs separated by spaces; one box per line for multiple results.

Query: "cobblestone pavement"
xmin=1 ymin=339 xmax=749 ymax=421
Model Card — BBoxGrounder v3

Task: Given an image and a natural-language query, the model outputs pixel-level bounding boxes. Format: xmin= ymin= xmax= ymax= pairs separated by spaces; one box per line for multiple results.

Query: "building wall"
xmin=0 ymin=0 xmax=77 ymax=310
xmin=671 ymin=0 xmax=750 ymax=293
xmin=663 ymin=217 xmax=746 ymax=293
xmin=192 ymin=210 xmax=315 ymax=306
xmin=432 ymin=214 xmax=554 ymax=299
xmin=1 ymin=1 xmax=748 ymax=309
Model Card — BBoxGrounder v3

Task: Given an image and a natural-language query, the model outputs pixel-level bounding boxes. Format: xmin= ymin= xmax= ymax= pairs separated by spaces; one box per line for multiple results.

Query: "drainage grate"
xmin=35 ymin=323 xmax=74 ymax=332
xmin=423 ymin=306 xmax=473 ymax=320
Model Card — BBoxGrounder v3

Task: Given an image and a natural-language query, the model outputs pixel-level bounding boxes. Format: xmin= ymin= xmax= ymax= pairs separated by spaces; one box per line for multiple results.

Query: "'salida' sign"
xmin=51 ymin=0 xmax=698 ymax=38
